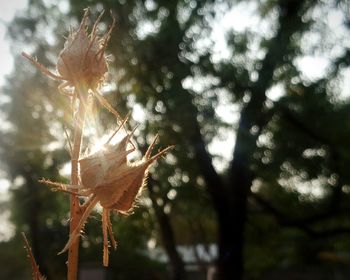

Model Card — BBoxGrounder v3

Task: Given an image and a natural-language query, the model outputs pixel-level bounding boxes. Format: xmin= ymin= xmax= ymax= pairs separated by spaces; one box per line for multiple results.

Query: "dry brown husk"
xmin=56 ymin=8 xmax=112 ymax=89
xmin=40 ymin=128 xmax=173 ymax=264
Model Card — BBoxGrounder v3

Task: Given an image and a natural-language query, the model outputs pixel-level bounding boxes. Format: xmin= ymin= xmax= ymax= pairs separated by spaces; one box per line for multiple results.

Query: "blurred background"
xmin=0 ymin=0 xmax=350 ymax=279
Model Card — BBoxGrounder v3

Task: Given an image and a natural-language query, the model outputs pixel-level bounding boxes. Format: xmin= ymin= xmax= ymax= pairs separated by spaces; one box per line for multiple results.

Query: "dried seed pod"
xmin=21 ymin=8 xmax=121 ymax=120
xmin=79 ymin=135 xmax=132 ymax=189
xmin=79 ymin=132 xmax=172 ymax=214
xmin=79 ymin=117 xmax=133 ymax=189
xmin=94 ymin=134 xmax=171 ymax=213
xmin=22 ymin=8 xmax=113 ymax=91
xmin=56 ymin=8 xmax=111 ymax=90
xmin=40 ymin=126 xmax=173 ymax=265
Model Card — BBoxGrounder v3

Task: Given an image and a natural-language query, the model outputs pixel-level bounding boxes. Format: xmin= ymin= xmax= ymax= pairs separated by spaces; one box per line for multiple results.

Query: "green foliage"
xmin=1 ymin=0 xmax=350 ymax=279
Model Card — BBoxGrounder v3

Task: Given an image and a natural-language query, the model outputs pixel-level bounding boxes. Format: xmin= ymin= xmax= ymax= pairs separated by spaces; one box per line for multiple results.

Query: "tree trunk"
xmin=221 ymin=2 xmax=310 ymax=279
xmin=148 ymin=178 xmax=187 ymax=280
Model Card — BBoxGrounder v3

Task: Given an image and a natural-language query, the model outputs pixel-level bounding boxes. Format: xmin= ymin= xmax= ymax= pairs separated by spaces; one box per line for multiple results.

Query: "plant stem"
xmin=67 ymin=88 xmax=87 ymax=280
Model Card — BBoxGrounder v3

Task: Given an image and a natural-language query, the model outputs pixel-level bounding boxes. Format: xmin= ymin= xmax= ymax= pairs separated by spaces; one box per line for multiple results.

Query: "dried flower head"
xmin=22 ymin=5 xmax=173 ymax=274
xmin=40 ymin=122 xmax=173 ymax=266
xmin=56 ymin=8 xmax=111 ymax=90
xmin=86 ymin=133 xmax=170 ymax=212
xmin=22 ymin=8 xmax=120 ymax=119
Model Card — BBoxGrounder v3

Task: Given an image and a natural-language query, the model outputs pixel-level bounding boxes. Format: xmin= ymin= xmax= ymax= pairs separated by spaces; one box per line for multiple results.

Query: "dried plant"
xmin=22 ymin=7 xmax=172 ymax=279
xmin=22 ymin=232 xmax=46 ymax=280
xmin=22 ymin=8 xmax=120 ymax=119
xmin=41 ymin=120 xmax=173 ymax=266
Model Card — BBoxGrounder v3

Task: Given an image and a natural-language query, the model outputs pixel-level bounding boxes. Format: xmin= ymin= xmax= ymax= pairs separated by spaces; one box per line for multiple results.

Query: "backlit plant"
xmin=22 ymin=8 xmax=172 ymax=280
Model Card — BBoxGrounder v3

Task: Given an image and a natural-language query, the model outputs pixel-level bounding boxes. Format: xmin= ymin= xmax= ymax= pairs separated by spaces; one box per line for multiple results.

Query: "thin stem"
xmin=62 ymin=196 xmax=99 ymax=255
xmin=67 ymin=86 xmax=87 ymax=280
xmin=102 ymin=209 xmax=109 ymax=267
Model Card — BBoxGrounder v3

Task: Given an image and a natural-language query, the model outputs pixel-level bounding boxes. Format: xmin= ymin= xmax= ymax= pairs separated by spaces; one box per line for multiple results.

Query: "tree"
xmin=1 ymin=0 xmax=350 ymax=279
xmin=0 ymin=56 xmax=71 ymax=279
xmin=97 ymin=0 xmax=350 ymax=278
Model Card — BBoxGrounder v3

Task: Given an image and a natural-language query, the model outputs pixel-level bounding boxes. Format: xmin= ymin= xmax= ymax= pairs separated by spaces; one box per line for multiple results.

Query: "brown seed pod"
xmin=22 ymin=8 xmax=113 ymax=91
xmin=22 ymin=8 xmax=121 ymax=119
xmin=56 ymin=8 xmax=110 ymax=90
xmin=91 ymin=134 xmax=170 ymax=212
xmin=40 ymin=124 xmax=173 ymax=266
xmin=77 ymin=130 xmax=171 ymax=213
xmin=79 ymin=131 xmax=133 ymax=190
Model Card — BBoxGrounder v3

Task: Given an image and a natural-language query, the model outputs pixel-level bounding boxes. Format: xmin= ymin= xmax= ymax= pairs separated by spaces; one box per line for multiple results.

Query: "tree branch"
xmin=250 ymin=192 xmax=350 ymax=238
xmin=272 ymin=100 xmax=346 ymax=216
xmin=147 ymin=176 xmax=187 ymax=280
xmin=229 ymin=0 xmax=310 ymax=180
